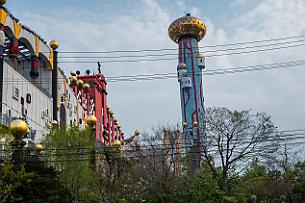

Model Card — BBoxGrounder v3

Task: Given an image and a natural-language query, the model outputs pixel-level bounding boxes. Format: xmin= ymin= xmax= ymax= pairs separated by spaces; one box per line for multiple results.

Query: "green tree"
xmin=44 ymin=126 xmax=98 ymax=202
xmin=0 ymin=164 xmax=32 ymax=202
xmin=16 ymin=156 xmax=71 ymax=203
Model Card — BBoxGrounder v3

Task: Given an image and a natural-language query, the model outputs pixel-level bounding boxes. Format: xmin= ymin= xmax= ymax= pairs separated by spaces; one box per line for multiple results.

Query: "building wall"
xmin=1 ymin=61 xmax=52 ymax=142
xmin=57 ymin=71 xmax=86 ymax=128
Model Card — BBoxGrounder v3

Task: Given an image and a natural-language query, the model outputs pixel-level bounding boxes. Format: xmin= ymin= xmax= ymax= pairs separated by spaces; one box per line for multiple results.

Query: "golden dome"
xmin=76 ymin=79 xmax=84 ymax=88
xmin=0 ymin=0 xmax=7 ymax=5
xmin=70 ymin=76 xmax=77 ymax=85
xmin=135 ymin=129 xmax=140 ymax=136
xmin=35 ymin=143 xmax=44 ymax=153
xmin=9 ymin=119 xmax=28 ymax=139
xmin=86 ymin=115 xmax=97 ymax=126
xmin=113 ymin=139 xmax=121 ymax=146
xmin=83 ymin=83 xmax=90 ymax=91
xmin=49 ymin=40 xmax=59 ymax=50
xmin=168 ymin=14 xmax=206 ymax=43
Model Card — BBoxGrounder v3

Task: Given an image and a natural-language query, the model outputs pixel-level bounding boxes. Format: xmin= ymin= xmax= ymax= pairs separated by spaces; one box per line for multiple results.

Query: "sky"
xmin=4 ymin=0 xmax=305 ymax=138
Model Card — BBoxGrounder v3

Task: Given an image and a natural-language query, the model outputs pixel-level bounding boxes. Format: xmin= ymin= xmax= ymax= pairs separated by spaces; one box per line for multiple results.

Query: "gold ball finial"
xmin=49 ymin=40 xmax=59 ymax=50
xmin=182 ymin=122 xmax=187 ymax=128
xmin=86 ymin=115 xmax=97 ymax=126
xmin=117 ymin=124 xmax=121 ymax=129
xmin=69 ymin=76 xmax=77 ymax=85
xmin=83 ymin=83 xmax=90 ymax=91
xmin=168 ymin=14 xmax=206 ymax=43
xmin=50 ymin=120 xmax=58 ymax=127
xmin=135 ymin=129 xmax=140 ymax=136
xmin=113 ymin=139 xmax=121 ymax=146
xmin=35 ymin=143 xmax=44 ymax=153
xmin=76 ymin=79 xmax=84 ymax=88
xmin=9 ymin=119 xmax=29 ymax=139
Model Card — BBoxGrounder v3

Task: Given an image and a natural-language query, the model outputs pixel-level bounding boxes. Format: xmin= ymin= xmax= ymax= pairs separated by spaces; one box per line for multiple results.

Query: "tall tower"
xmin=168 ymin=13 xmax=207 ymax=171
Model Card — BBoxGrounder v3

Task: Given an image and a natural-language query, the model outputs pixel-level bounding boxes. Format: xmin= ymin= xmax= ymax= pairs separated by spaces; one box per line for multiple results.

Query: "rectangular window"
xmin=13 ymin=87 xmax=19 ymax=100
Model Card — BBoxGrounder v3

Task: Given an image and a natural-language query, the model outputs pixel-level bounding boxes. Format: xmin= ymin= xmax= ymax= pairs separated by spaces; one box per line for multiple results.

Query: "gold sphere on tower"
xmin=113 ymin=139 xmax=121 ymax=146
xmin=168 ymin=13 xmax=206 ymax=43
xmin=9 ymin=119 xmax=28 ymax=139
xmin=86 ymin=115 xmax=97 ymax=126
xmin=76 ymin=79 xmax=84 ymax=88
xmin=0 ymin=0 xmax=7 ymax=5
xmin=49 ymin=40 xmax=59 ymax=50
xmin=35 ymin=143 xmax=44 ymax=153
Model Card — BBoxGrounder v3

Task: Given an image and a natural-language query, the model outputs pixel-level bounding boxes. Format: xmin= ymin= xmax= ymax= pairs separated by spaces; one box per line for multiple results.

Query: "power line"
xmin=1 ymin=59 xmax=305 ymax=84
xmin=57 ymin=38 xmax=305 ymax=59
xmin=58 ymin=43 xmax=305 ymax=64
xmin=55 ymin=34 xmax=305 ymax=54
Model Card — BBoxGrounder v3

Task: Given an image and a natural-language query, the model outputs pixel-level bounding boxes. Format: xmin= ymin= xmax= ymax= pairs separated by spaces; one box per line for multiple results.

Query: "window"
xmin=13 ymin=87 xmax=19 ymax=100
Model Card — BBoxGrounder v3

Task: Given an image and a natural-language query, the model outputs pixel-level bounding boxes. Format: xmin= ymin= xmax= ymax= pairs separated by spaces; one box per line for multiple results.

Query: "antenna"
xmin=97 ymin=62 xmax=101 ymax=74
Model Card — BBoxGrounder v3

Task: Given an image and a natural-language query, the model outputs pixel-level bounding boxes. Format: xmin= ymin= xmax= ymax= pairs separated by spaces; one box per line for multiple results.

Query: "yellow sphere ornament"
xmin=35 ymin=143 xmax=44 ymax=153
xmin=9 ymin=119 xmax=28 ymax=139
xmin=70 ymin=76 xmax=77 ymax=85
xmin=113 ymin=139 xmax=121 ymax=146
xmin=49 ymin=40 xmax=59 ymax=50
xmin=51 ymin=120 xmax=58 ymax=127
xmin=76 ymin=79 xmax=84 ymax=88
xmin=83 ymin=83 xmax=90 ymax=91
xmin=86 ymin=115 xmax=97 ymax=126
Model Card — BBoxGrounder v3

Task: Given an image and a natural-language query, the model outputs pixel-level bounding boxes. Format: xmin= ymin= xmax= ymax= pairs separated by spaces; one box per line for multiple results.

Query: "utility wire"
xmin=1 ymin=60 xmax=305 ymax=84
xmin=55 ymin=34 xmax=305 ymax=54
xmin=57 ymin=39 xmax=305 ymax=59
xmin=58 ymin=43 xmax=305 ymax=64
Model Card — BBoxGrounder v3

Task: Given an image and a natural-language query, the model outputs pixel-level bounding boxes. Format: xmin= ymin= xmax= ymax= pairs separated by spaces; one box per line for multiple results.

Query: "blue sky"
xmin=4 ymin=0 xmax=305 ymax=144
